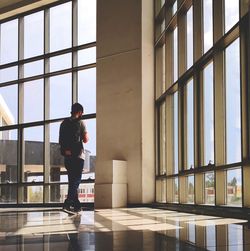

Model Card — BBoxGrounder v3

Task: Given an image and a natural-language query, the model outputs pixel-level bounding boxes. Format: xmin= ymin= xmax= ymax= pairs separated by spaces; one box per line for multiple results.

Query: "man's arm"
xmin=83 ymin=132 xmax=89 ymax=143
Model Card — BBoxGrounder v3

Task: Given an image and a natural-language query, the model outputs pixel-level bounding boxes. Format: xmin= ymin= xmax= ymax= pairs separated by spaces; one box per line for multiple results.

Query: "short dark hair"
xmin=71 ymin=102 xmax=84 ymax=114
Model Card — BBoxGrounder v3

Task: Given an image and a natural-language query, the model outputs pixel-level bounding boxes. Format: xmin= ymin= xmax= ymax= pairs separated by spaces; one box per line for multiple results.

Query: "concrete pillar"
xmin=96 ymin=0 xmax=154 ymax=206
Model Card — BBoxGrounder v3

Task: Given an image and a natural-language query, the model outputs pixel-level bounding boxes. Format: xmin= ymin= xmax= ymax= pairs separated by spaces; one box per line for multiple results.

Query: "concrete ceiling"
xmin=0 ymin=0 xmax=60 ymax=21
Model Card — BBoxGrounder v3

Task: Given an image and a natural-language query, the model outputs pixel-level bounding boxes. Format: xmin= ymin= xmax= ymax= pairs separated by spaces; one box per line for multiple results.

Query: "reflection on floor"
xmin=0 ymin=207 xmax=249 ymax=250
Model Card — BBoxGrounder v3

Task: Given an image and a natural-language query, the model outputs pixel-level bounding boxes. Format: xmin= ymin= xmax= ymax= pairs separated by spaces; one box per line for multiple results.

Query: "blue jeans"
xmin=64 ymin=157 xmax=84 ymax=209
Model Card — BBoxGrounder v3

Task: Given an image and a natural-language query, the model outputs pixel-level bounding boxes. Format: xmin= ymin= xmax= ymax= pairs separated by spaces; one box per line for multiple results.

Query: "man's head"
xmin=71 ymin=103 xmax=84 ymax=118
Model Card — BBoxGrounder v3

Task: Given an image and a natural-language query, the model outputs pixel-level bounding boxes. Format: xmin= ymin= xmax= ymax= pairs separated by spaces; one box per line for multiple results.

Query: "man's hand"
xmin=64 ymin=150 xmax=72 ymax=156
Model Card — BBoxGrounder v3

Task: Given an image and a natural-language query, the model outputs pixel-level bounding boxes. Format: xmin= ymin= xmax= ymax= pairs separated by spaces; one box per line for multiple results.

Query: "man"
xmin=59 ymin=103 xmax=89 ymax=213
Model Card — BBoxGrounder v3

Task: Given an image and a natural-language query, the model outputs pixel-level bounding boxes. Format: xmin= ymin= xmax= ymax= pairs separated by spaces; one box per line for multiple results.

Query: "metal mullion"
xmin=72 ymin=0 xmax=78 ymax=104
xmin=17 ymin=16 xmax=24 ymax=204
xmin=193 ymin=0 xmax=202 ymax=62
xmin=0 ymin=0 xmax=71 ymax=24
xmin=44 ymin=8 xmax=50 ymax=204
xmin=194 ymin=71 xmax=204 ymax=204
xmin=240 ymin=8 xmax=250 ymax=207
xmin=0 ymin=63 xmax=96 ymax=88
xmin=0 ymin=113 xmax=97 ymax=132
xmin=0 ymin=42 xmax=96 ymax=70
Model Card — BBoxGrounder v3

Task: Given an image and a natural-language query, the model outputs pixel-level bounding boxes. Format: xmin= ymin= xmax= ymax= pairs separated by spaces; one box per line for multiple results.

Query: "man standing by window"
xmin=59 ymin=103 xmax=89 ymax=213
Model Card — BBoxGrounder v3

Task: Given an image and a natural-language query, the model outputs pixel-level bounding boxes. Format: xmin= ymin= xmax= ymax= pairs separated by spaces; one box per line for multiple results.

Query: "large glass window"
xmin=173 ymin=92 xmax=178 ymax=174
xmin=225 ymin=39 xmax=241 ymax=164
xmin=23 ymin=80 xmax=44 ymax=123
xmin=173 ymin=178 xmax=179 ymax=202
xmin=224 ymin=0 xmax=239 ymax=33
xmin=49 ymin=73 xmax=72 ymax=120
xmin=0 ymin=0 xmax=96 ymax=205
xmin=186 ymin=6 xmax=193 ymax=69
xmin=159 ymin=103 xmax=166 ymax=175
xmin=0 ymin=129 xmax=18 ymax=184
xmin=0 ymin=20 xmax=18 ymax=64
xmin=203 ymin=0 xmax=213 ymax=53
xmin=226 ymin=168 xmax=242 ymax=206
xmin=50 ymin=2 xmax=72 ymax=52
xmin=24 ymin=126 xmax=44 ymax=183
xmin=186 ymin=79 xmax=194 ymax=169
xmin=173 ymin=28 xmax=178 ymax=83
xmin=78 ymin=0 xmax=96 ymax=45
xmin=24 ymin=11 xmax=44 ymax=58
xmin=155 ymin=0 xmax=246 ymax=211
xmin=0 ymin=85 xmax=18 ymax=125
xmin=205 ymin=172 xmax=215 ymax=204
xmin=78 ymin=68 xmax=96 ymax=114
xmin=50 ymin=53 xmax=72 ymax=72
xmin=203 ymin=62 xmax=214 ymax=165
xmin=24 ymin=60 xmax=44 ymax=78
xmin=187 ymin=175 xmax=194 ymax=203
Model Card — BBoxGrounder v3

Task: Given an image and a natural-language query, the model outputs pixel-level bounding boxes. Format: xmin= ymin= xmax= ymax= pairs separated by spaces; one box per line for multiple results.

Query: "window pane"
xmin=49 ymin=73 xmax=72 ymax=119
xmin=78 ymin=47 xmax=96 ymax=66
xmin=23 ymin=80 xmax=44 ymax=123
xmin=50 ymin=53 xmax=72 ymax=72
xmin=187 ymin=6 xmax=193 ymax=69
xmin=24 ymin=60 xmax=44 ymax=78
xmin=203 ymin=0 xmax=213 ymax=53
xmin=0 ymin=129 xmax=18 ymax=184
xmin=205 ymin=172 xmax=214 ymax=204
xmin=79 ymin=182 xmax=95 ymax=203
xmin=227 ymin=168 xmax=242 ymax=206
xmin=24 ymin=11 xmax=44 ymax=58
xmin=186 ymin=79 xmax=194 ymax=169
xmin=78 ymin=0 xmax=96 ymax=45
xmin=173 ymin=92 xmax=178 ymax=174
xmin=0 ymin=85 xmax=18 ymax=125
xmin=173 ymin=28 xmax=178 ymax=82
xmin=172 ymin=1 xmax=177 ymax=16
xmin=225 ymin=0 xmax=239 ymax=33
xmin=203 ymin=62 xmax=214 ymax=165
xmin=0 ymin=20 xmax=18 ymax=64
xmin=173 ymin=178 xmax=179 ymax=202
xmin=159 ymin=103 xmax=166 ymax=175
xmin=49 ymin=184 xmax=66 ymax=203
xmin=49 ymin=121 xmax=64 ymax=183
xmin=24 ymin=186 xmax=43 ymax=203
xmin=24 ymin=126 xmax=44 ymax=183
xmin=187 ymin=175 xmax=194 ymax=203
xmin=50 ymin=2 xmax=72 ymax=52
xmin=84 ymin=118 xmax=96 ymax=159
xmin=78 ymin=68 xmax=96 ymax=114
xmin=0 ymin=66 xmax=18 ymax=84
xmin=225 ymin=39 xmax=241 ymax=164
xmin=155 ymin=45 xmax=165 ymax=98
xmin=0 ymin=185 xmax=17 ymax=203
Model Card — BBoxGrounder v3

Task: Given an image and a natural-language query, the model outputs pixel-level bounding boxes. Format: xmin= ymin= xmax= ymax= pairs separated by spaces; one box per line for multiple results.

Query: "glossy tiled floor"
xmin=0 ymin=207 xmax=249 ymax=250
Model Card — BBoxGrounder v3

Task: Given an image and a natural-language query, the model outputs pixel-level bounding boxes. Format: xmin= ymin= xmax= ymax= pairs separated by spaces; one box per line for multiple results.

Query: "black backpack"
xmin=59 ymin=118 xmax=83 ymax=157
